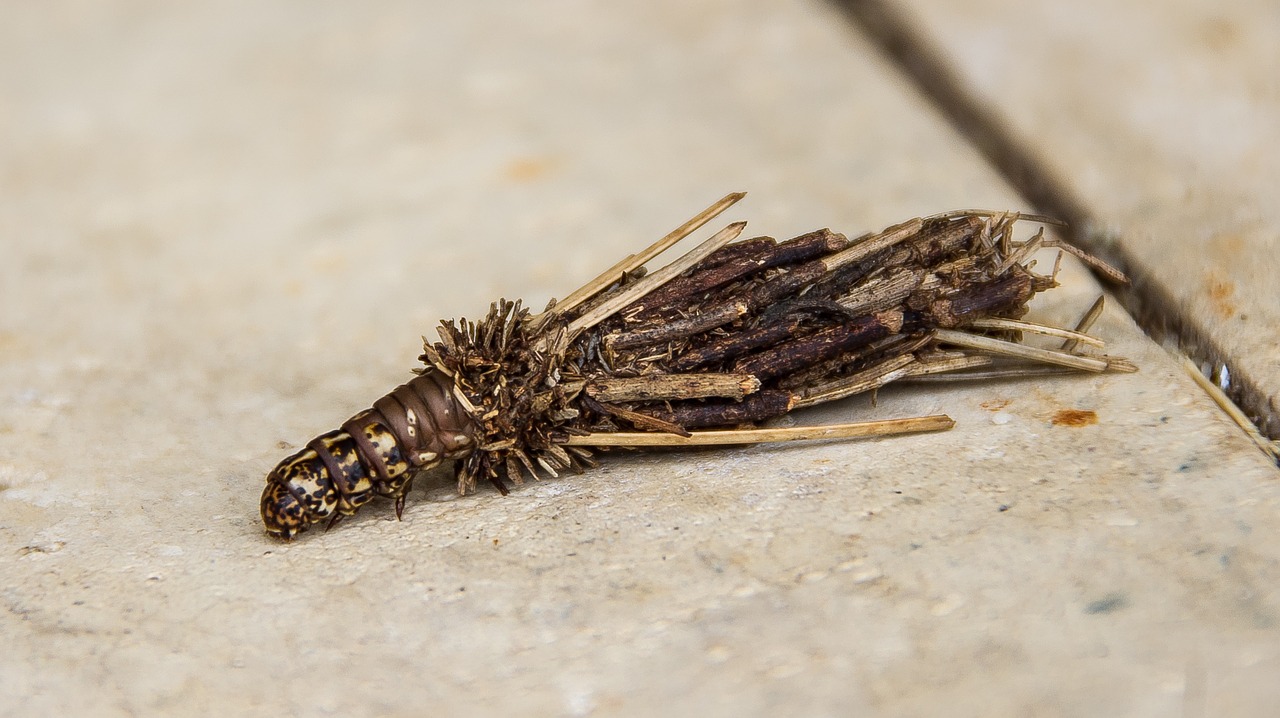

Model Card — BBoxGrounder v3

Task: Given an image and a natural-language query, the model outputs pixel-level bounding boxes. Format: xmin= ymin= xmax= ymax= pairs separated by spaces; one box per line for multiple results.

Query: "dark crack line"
xmin=830 ymin=0 xmax=1279 ymax=457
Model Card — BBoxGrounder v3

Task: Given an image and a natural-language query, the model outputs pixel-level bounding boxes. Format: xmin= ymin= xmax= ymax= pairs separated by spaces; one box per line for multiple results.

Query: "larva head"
xmin=260 ymin=448 xmax=338 ymax=540
xmin=260 ymin=480 xmax=308 ymax=540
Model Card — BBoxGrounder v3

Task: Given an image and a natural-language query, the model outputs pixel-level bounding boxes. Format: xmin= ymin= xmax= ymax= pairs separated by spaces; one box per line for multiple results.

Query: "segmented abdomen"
xmin=260 ymin=370 xmax=477 ymax=539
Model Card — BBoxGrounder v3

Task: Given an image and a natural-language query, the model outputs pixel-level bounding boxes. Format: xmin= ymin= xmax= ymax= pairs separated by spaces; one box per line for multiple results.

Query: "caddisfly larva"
xmin=261 ymin=193 xmax=1131 ymax=540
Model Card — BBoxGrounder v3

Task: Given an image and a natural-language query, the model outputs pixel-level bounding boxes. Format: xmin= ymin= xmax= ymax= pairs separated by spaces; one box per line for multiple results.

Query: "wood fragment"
xmin=1049 ymin=250 xmax=1064 ymax=286
xmin=1104 ymin=357 xmax=1139 ymax=373
xmin=902 ymin=356 xmax=1138 ymax=382
xmin=635 ymin=390 xmax=795 ymax=428
xmin=582 ymin=395 xmax=692 ymax=437
xmin=823 ymin=218 xmax=924 ymax=271
xmin=933 ymin=329 xmax=1108 ymax=372
xmin=629 ymin=228 xmax=848 ymax=317
xmin=1043 ymin=239 xmax=1129 ymax=284
xmin=927 ymin=274 xmax=1033 ymax=327
xmin=734 ymin=311 xmax=903 ymax=380
xmin=900 ymin=355 xmax=995 ymax=377
xmin=564 ymin=222 xmax=747 ymax=337
xmin=698 ymin=236 xmax=778 ymax=268
xmin=743 ymin=260 xmax=831 ymax=311
xmin=778 ymin=332 xmax=933 ymax=391
xmin=604 ymin=303 xmax=747 ymax=350
xmin=966 ymin=317 xmax=1105 ymax=347
xmin=670 ymin=314 xmax=808 ymax=371
xmin=793 ymin=354 xmax=918 ymax=408
xmin=899 ymin=215 xmax=987 ymax=267
xmin=533 ymin=192 xmax=746 ymax=324
xmin=837 ymin=267 xmax=924 ymax=315
xmin=924 ymin=208 xmax=1066 ymax=226
xmin=996 ymin=227 xmax=1045 ymax=274
xmin=562 ymin=415 xmax=955 ymax=446
xmin=586 ymin=373 xmax=760 ymax=403
xmin=1062 ymin=295 xmax=1106 ymax=353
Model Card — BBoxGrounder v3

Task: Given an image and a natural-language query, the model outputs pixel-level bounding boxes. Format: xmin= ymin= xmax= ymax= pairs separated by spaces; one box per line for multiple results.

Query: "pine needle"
xmin=562 ymin=415 xmax=955 ymax=446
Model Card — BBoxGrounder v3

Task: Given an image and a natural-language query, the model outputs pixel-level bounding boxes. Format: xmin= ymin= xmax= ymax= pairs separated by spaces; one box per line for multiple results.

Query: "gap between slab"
xmin=829 ymin=0 xmax=1280 ymax=461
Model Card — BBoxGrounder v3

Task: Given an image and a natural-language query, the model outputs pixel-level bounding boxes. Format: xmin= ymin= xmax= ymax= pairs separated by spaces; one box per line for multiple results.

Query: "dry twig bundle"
xmin=261 ymin=193 xmax=1132 ymax=539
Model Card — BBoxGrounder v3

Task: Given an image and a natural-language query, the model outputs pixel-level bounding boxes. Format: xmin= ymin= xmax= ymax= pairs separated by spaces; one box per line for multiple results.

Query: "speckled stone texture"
xmin=2 ymin=1 xmax=1278 ymax=716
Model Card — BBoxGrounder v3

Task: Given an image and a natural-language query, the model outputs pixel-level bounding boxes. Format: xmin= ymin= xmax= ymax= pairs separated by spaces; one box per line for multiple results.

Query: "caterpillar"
xmin=261 ymin=193 xmax=1131 ymax=540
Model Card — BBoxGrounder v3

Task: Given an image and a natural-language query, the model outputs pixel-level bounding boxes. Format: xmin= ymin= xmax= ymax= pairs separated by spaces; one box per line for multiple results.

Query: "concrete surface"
xmin=2 ymin=1 xmax=1278 ymax=716
xmin=898 ymin=0 xmax=1280 ymax=437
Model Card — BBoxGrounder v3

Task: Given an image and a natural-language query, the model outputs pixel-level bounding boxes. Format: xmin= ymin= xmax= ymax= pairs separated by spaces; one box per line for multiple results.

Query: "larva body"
xmin=260 ymin=371 xmax=478 ymax=539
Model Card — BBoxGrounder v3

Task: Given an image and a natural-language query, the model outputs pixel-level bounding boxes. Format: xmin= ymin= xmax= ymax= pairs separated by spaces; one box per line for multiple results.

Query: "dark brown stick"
xmin=634 ymin=390 xmax=795 ymax=428
xmin=926 ymin=273 xmax=1033 ymax=327
xmin=777 ymin=332 xmax=933 ymax=390
xmin=581 ymin=395 xmax=692 ymax=437
xmin=605 ymin=303 xmax=747 ymax=350
xmin=670 ymin=315 xmax=810 ymax=371
xmin=733 ymin=311 xmax=904 ymax=380
xmin=698 ymin=236 xmax=777 ymax=268
xmin=629 ymin=229 xmax=848 ymax=317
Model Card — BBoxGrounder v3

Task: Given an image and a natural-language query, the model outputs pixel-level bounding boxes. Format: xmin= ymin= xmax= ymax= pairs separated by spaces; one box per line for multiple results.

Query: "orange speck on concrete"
xmin=1052 ymin=409 xmax=1098 ymax=427
xmin=503 ymin=157 xmax=556 ymax=182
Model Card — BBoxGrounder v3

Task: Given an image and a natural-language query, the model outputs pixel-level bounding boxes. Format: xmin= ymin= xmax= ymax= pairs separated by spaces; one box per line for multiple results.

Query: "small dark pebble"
xmin=997 ymin=504 xmax=1009 ymax=512
xmin=1084 ymin=593 xmax=1128 ymax=614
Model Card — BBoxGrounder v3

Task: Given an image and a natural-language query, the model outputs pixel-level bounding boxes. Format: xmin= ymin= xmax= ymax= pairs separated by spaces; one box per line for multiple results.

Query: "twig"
xmin=604 ymin=303 xmax=747 ymax=350
xmin=629 ymin=228 xmax=847 ymax=317
xmin=562 ymin=415 xmax=955 ymax=446
xmin=822 ymin=218 xmax=924 ymax=270
xmin=924 ymin=209 xmax=1066 ymax=226
xmin=564 ymin=222 xmax=747 ymax=337
xmin=900 ymin=355 xmax=995 ymax=378
xmin=734 ymin=311 xmax=903 ymax=380
xmin=1179 ymin=355 xmax=1278 ymax=462
xmin=793 ymin=354 xmax=917 ymax=408
xmin=1062 ymin=295 xmax=1106 ymax=353
xmin=532 ymin=192 xmax=746 ymax=324
xmin=934 ymin=329 xmax=1108 ymax=372
xmin=635 ymin=390 xmax=795 ymax=428
xmin=586 ymin=373 xmax=760 ymax=403
xmin=966 ymin=317 xmax=1105 ymax=347
xmin=1043 ymin=239 xmax=1128 ymax=284
xmin=582 ymin=395 xmax=692 ymax=437
xmin=995 ymin=227 xmax=1044 ymax=274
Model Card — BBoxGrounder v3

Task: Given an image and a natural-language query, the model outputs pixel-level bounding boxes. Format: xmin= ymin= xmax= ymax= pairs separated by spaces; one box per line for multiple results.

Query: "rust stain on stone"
xmin=1052 ymin=409 xmax=1097 ymax=427
xmin=1204 ymin=270 xmax=1237 ymax=319
xmin=981 ymin=399 xmax=1011 ymax=411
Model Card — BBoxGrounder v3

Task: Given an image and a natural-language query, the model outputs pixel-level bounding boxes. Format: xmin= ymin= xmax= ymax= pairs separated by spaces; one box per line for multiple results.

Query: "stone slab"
xmin=2 ymin=1 xmax=1278 ymax=716
xmin=894 ymin=0 xmax=1280 ymax=438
